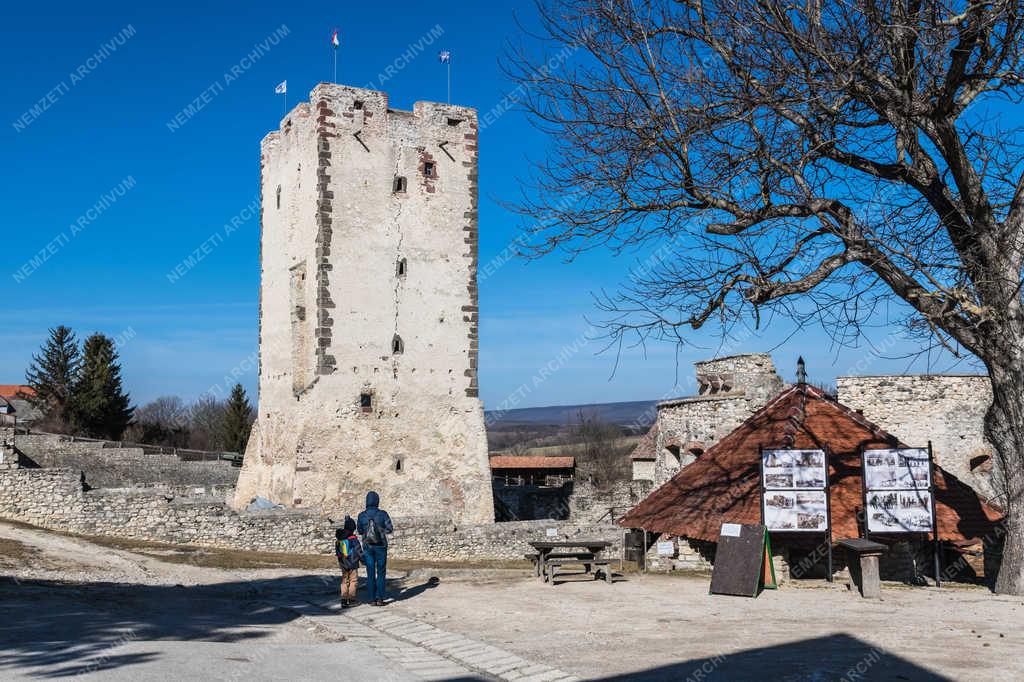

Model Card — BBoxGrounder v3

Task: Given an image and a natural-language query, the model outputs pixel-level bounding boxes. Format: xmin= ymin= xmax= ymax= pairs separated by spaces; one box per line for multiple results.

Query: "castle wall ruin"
xmin=652 ymin=354 xmax=784 ymax=485
xmin=0 ymin=467 xmax=616 ymax=561
xmin=836 ymin=374 xmax=996 ymax=501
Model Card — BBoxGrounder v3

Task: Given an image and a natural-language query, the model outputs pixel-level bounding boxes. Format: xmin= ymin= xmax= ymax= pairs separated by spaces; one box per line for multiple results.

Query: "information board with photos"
xmin=760 ymin=449 xmax=829 ymax=532
xmin=863 ymin=447 xmax=935 ymax=534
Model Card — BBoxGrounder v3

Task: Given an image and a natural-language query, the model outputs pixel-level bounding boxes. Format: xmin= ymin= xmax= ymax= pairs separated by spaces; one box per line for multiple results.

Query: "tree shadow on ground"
xmin=0 ymin=572 xmax=430 ymax=678
xmin=592 ymin=632 xmax=951 ymax=681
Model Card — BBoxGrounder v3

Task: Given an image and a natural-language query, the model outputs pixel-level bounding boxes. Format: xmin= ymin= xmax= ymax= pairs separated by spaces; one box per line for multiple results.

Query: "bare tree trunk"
xmin=986 ymin=365 xmax=1024 ymax=595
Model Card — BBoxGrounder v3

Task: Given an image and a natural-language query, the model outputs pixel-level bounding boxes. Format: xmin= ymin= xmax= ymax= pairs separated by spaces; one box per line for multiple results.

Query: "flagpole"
xmin=334 ymin=48 xmax=337 ymax=84
xmin=447 ymin=59 xmax=451 ymax=104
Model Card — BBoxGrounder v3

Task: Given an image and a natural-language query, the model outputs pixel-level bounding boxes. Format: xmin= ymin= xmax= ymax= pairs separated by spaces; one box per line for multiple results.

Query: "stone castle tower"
xmin=233 ymin=83 xmax=494 ymax=524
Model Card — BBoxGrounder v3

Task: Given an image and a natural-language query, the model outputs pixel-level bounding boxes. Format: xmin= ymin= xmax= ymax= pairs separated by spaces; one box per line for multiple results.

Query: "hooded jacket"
xmin=357 ymin=491 xmax=394 ymax=546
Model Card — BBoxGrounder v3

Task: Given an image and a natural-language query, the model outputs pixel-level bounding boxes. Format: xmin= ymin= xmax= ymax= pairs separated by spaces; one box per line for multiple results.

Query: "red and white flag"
xmin=331 ymin=29 xmax=340 ymax=49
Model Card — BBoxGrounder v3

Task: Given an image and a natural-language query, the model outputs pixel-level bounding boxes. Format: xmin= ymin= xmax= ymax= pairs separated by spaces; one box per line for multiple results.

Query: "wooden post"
xmin=620 ymin=528 xmax=625 ymax=574
xmin=929 ymin=441 xmax=941 ymax=587
xmin=860 ymin=445 xmax=870 ymax=543
xmin=825 ymin=445 xmax=834 ymax=583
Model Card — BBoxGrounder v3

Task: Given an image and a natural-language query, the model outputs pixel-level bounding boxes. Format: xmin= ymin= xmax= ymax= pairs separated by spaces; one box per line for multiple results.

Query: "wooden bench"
xmin=526 ymin=552 xmax=597 ymax=578
xmin=544 ymin=557 xmax=613 ymax=585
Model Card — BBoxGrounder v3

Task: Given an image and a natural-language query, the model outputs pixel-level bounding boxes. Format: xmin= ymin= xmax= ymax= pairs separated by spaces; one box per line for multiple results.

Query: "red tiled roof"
xmin=619 ymin=384 xmax=1002 ymax=544
xmin=489 ymin=456 xmax=575 ymax=469
xmin=629 ymin=424 xmax=658 ymax=460
xmin=0 ymin=385 xmax=34 ymax=399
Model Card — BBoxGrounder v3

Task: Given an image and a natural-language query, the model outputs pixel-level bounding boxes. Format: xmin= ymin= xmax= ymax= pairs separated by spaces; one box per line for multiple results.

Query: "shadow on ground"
xmin=591 ymin=632 xmax=951 ymax=681
xmin=0 ymin=573 xmax=434 ymax=678
xmin=2 ymin=575 xmax=951 ymax=681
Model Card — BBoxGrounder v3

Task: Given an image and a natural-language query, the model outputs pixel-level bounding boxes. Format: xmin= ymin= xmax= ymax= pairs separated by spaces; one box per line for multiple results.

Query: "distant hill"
xmin=485 ymin=399 xmax=661 ymax=429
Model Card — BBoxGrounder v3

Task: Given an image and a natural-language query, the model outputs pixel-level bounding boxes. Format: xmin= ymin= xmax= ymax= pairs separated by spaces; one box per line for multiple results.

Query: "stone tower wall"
xmin=653 ymin=353 xmax=784 ymax=485
xmin=836 ymin=374 xmax=996 ymax=500
xmin=234 ymin=84 xmax=493 ymax=524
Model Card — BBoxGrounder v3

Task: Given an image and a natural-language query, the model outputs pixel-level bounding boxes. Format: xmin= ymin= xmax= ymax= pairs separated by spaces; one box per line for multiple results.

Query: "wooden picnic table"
xmin=528 ymin=540 xmax=614 ymax=585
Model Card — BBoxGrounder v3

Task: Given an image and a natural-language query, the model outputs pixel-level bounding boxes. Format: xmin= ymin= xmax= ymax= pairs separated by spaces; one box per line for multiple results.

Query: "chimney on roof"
xmin=796 ymin=356 xmax=807 ymax=385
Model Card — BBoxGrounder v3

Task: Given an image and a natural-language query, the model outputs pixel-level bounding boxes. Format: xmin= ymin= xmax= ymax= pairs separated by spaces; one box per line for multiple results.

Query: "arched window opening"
xmin=396 ymin=258 xmax=407 ymax=277
xmin=666 ymin=445 xmax=682 ymax=468
xmin=392 ymin=335 xmax=404 ymax=355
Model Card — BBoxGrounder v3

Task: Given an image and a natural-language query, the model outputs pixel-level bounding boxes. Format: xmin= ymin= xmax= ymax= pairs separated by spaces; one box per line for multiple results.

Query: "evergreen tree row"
xmin=25 ymin=326 xmax=134 ymax=440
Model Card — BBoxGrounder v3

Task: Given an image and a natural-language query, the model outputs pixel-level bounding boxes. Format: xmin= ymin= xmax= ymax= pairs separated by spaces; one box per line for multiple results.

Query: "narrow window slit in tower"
xmin=392 ymin=335 xmax=404 ymax=355
xmin=397 ymin=258 xmax=407 ymax=277
xmin=276 ymin=186 xmax=282 ymax=209
xmin=360 ymin=393 xmax=373 ymax=413
xmin=393 ymin=176 xmax=407 ymax=193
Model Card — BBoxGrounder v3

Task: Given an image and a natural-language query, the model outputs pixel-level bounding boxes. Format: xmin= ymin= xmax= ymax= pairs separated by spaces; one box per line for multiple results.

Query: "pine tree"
xmin=221 ymin=383 xmax=253 ymax=454
xmin=24 ymin=326 xmax=81 ymax=425
xmin=72 ymin=334 xmax=134 ymax=439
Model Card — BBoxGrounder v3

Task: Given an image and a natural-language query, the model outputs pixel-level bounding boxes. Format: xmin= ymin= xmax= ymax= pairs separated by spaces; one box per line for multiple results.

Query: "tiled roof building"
xmin=620 ymin=383 xmax=1002 ymax=580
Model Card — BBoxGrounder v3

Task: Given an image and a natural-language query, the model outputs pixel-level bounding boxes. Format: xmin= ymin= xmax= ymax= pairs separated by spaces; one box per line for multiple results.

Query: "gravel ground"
xmin=387 ymin=568 xmax=1024 ymax=680
xmin=2 ymin=521 xmax=1022 ymax=681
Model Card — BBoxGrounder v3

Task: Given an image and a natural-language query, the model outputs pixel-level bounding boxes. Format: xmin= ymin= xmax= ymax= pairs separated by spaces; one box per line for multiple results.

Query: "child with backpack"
xmin=335 ymin=516 xmax=363 ymax=608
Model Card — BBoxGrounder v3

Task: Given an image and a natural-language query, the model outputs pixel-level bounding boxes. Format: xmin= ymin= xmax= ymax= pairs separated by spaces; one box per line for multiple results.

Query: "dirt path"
xmin=0 ymin=520 xmax=333 ymax=586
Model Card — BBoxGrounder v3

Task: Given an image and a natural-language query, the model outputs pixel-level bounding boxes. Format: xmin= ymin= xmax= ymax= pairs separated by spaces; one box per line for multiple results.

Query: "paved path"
xmin=270 ymin=591 xmax=578 ymax=682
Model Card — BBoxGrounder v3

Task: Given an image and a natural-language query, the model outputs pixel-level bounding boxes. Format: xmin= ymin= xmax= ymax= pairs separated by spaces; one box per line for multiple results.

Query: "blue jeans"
xmin=364 ymin=544 xmax=388 ymax=602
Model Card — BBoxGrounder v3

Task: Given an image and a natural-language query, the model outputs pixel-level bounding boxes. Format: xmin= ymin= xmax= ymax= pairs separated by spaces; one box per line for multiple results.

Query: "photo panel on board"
xmin=865 ymin=489 xmax=934 ymax=533
xmin=863 ymin=448 xmax=931 ymax=491
xmin=763 ymin=490 xmax=828 ymax=532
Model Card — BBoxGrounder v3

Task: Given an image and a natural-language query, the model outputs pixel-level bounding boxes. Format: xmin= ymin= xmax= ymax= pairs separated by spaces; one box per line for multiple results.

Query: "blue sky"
xmin=0 ymin=1 xmax=979 ymax=410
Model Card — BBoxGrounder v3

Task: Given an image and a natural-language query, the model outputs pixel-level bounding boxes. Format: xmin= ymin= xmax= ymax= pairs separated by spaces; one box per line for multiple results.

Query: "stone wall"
xmin=653 ymin=354 xmax=784 ymax=485
xmin=236 ymin=83 xmax=493 ymax=525
xmin=638 ymin=533 xmax=938 ymax=584
xmin=0 ymin=468 xmax=619 ymax=561
xmin=0 ymin=419 xmax=15 ymax=470
xmin=836 ymin=375 xmax=996 ymax=500
xmin=16 ymin=434 xmax=240 ymax=489
xmin=569 ymin=479 xmax=654 ymax=524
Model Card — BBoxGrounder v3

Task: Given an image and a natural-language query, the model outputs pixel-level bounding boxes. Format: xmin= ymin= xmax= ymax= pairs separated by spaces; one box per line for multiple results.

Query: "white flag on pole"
xmin=275 ymin=80 xmax=287 ymax=94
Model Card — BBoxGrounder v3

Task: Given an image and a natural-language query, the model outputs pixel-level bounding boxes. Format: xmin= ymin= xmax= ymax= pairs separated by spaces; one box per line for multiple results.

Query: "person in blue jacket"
xmin=357 ymin=490 xmax=394 ymax=606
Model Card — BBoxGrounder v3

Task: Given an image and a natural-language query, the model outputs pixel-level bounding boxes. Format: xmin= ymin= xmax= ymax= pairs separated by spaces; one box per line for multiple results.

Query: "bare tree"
xmin=125 ymin=396 xmax=190 ymax=448
xmin=506 ymin=0 xmax=1024 ymax=593
xmin=187 ymin=395 xmax=228 ymax=452
xmin=571 ymin=410 xmax=632 ymax=486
